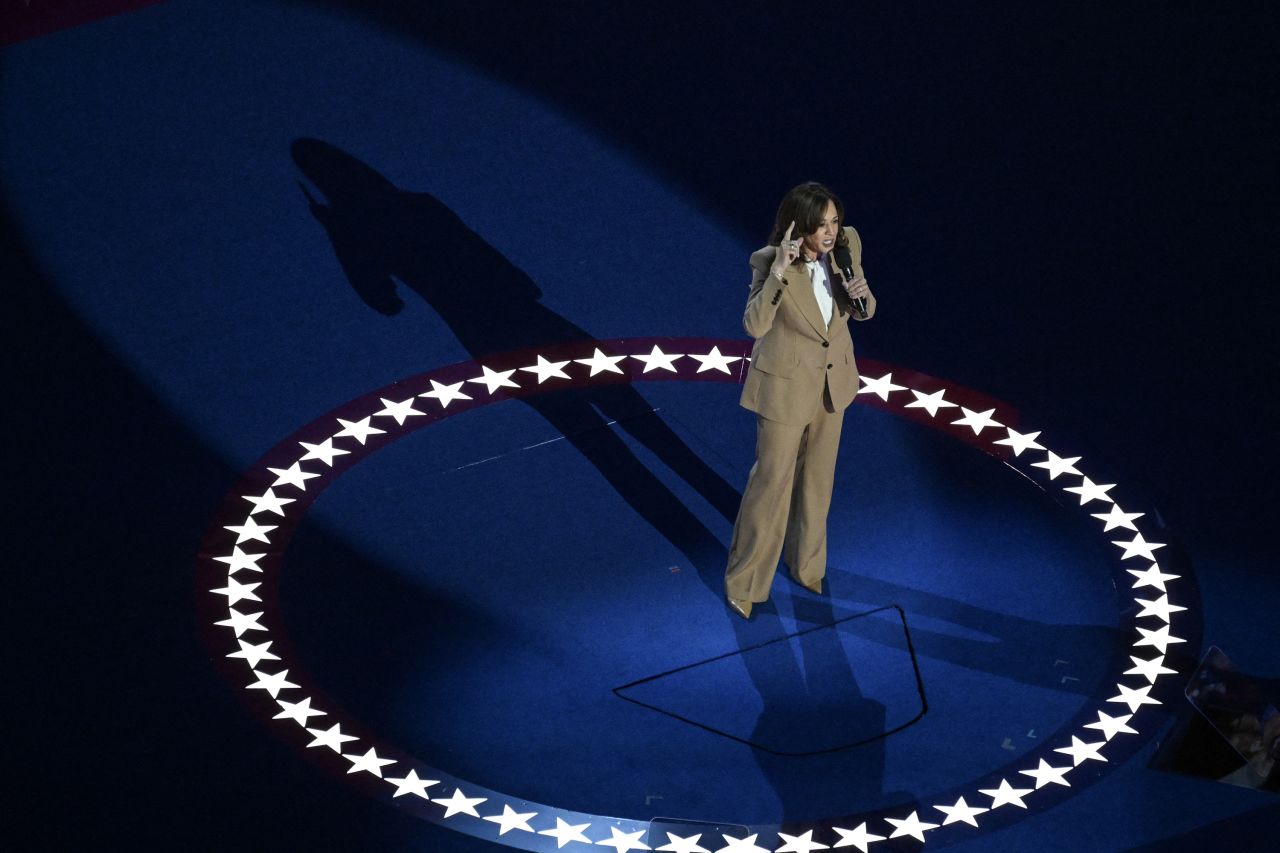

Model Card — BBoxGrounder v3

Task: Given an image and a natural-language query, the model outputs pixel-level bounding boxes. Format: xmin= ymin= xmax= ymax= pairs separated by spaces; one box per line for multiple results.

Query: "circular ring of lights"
xmin=197 ymin=337 xmax=1197 ymax=852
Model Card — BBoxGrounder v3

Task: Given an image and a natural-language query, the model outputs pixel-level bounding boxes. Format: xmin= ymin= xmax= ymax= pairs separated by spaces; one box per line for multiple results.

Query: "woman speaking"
xmin=725 ymin=182 xmax=876 ymax=619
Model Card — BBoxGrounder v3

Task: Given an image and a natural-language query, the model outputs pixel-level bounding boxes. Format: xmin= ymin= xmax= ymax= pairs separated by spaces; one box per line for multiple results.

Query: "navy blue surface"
xmin=279 ymin=383 xmax=1119 ymax=819
xmin=613 ymin=605 xmax=926 ymax=757
xmin=7 ymin=1 xmax=1278 ymax=850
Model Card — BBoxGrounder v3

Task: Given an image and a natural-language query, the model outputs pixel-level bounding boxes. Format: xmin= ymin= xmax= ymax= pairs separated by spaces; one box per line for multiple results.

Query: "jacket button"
xmin=827 ymin=364 xmax=833 ymax=369
xmin=822 ymin=341 xmax=829 ymax=348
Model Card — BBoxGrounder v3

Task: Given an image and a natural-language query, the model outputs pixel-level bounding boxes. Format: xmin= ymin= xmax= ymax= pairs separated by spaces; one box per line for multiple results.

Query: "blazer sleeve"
xmin=846 ymin=226 xmax=877 ymax=321
xmin=742 ymin=246 xmax=786 ymax=339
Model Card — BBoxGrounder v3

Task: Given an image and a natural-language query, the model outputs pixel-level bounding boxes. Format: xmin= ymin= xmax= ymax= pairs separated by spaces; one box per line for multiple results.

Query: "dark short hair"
xmin=769 ymin=182 xmax=848 ymax=258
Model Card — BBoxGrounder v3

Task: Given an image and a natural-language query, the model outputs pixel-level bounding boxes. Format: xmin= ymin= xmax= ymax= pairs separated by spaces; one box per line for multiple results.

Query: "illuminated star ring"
xmin=197 ymin=336 xmax=1198 ymax=852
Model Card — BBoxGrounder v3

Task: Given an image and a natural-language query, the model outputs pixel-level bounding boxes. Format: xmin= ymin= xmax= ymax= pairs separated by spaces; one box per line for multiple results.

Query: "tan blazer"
xmin=739 ymin=226 xmax=876 ymax=425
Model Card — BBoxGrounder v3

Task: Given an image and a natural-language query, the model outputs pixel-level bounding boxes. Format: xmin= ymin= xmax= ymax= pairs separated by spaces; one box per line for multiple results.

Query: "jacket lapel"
xmin=783 ymin=263 xmax=827 ymax=337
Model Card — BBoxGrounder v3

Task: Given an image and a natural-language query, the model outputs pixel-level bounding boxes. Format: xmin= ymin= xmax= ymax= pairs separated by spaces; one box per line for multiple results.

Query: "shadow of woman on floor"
xmin=292 ymin=138 xmax=740 ymax=552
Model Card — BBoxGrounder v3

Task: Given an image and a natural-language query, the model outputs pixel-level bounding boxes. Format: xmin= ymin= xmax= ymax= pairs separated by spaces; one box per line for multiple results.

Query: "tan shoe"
xmin=727 ymin=596 xmax=753 ymax=619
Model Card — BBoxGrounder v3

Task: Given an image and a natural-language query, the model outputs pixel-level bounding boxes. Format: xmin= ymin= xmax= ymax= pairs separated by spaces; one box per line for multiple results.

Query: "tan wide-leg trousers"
xmin=724 ymin=397 xmax=844 ymax=603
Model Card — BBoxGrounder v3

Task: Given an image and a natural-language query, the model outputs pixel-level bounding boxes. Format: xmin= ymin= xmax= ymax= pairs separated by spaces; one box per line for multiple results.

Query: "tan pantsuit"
xmin=725 ymin=226 xmax=876 ymax=603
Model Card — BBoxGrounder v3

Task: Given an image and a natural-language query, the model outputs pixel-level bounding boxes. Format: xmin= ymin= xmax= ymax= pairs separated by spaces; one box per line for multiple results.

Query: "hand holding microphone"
xmin=832 ymin=244 xmax=870 ymax=316
xmin=844 ymin=274 xmax=870 ymax=300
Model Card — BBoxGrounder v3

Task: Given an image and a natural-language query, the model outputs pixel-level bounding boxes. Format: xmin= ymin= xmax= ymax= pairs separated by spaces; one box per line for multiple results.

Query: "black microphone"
xmin=832 ymin=245 xmax=867 ymax=316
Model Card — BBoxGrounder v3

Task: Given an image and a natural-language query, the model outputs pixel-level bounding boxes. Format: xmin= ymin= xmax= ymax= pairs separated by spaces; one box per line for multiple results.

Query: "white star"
xmin=419 ymin=379 xmax=473 ymax=408
xmin=436 ymin=788 xmax=486 ymax=818
xmin=386 ymin=769 xmax=439 ymax=800
xmin=305 ymin=722 xmax=358 ymax=752
xmin=885 ymin=811 xmax=939 ymax=842
xmin=934 ymin=796 xmax=988 ymax=827
xmin=857 ymin=372 xmax=907 ymax=401
xmin=215 ymin=607 xmax=267 ymax=637
xmin=373 ymin=396 xmax=426 ymax=425
xmin=1018 ymin=758 xmax=1072 ymax=789
xmin=468 ymin=365 xmax=521 ymax=394
xmin=334 ymin=416 xmax=386 ymax=445
xmin=1084 ymin=710 xmax=1137 ymax=740
xmin=210 ymin=576 xmax=261 ymax=606
xmin=483 ymin=804 xmax=536 ymax=834
xmin=1063 ymin=477 xmax=1116 ymax=505
xmin=631 ymin=345 xmax=683 ymax=373
xmin=1125 ymin=654 xmax=1178 ymax=684
xmin=1134 ymin=593 xmax=1187 ymax=623
xmin=1128 ymin=562 xmax=1180 ymax=592
xmin=596 ymin=826 xmax=651 ymax=851
xmin=1134 ymin=624 xmax=1186 ymax=654
xmin=687 ymin=346 xmax=741 ymax=375
xmin=344 ymin=747 xmax=395 ymax=777
xmin=223 ymin=516 xmax=276 ymax=544
xmin=830 ymin=822 xmax=886 ymax=850
xmin=268 ymin=462 xmax=322 ymax=490
xmin=213 ymin=546 xmax=267 ymax=574
xmin=656 ymin=832 xmax=710 ymax=853
xmin=904 ymin=388 xmax=958 ymax=416
xmin=226 ymin=638 xmax=279 ymax=669
xmin=274 ymin=696 xmax=325 ymax=725
xmin=714 ymin=834 xmax=769 ymax=853
xmin=242 ymin=487 xmax=295 ymax=516
xmin=1108 ymin=682 xmax=1162 ymax=712
xmin=1111 ymin=532 xmax=1166 ymax=561
xmin=1091 ymin=504 xmax=1143 ymax=531
xmin=1055 ymin=736 xmax=1108 ymax=765
xmin=247 ymin=668 xmax=298 ymax=698
xmin=520 ymin=355 xmax=573 ymax=384
xmin=776 ymin=829 xmax=829 ymax=852
xmin=994 ymin=427 xmax=1044 ymax=456
xmin=950 ymin=406 xmax=1002 ymax=435
xmin=299 ymin=437 xmax=350 ymax=467
xmin=1031 ymin=451 xmax=1082 ymax=480
xmin=575 ymin=347 xmax=628 ymax=376
xmin=978 ymin=778 xmax=1033 ymax=809
xmin=539 ymin=817 xmax=592 ymax=847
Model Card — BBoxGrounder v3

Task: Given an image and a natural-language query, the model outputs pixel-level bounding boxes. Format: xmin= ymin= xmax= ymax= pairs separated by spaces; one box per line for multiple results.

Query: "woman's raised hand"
xmin=771 ymin=220 xmax=801 ymax=278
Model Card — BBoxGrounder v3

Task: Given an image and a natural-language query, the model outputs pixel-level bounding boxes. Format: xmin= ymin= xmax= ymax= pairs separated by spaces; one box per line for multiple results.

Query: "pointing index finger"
xmin=783 ymin=220 xmax=795 ymax=242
